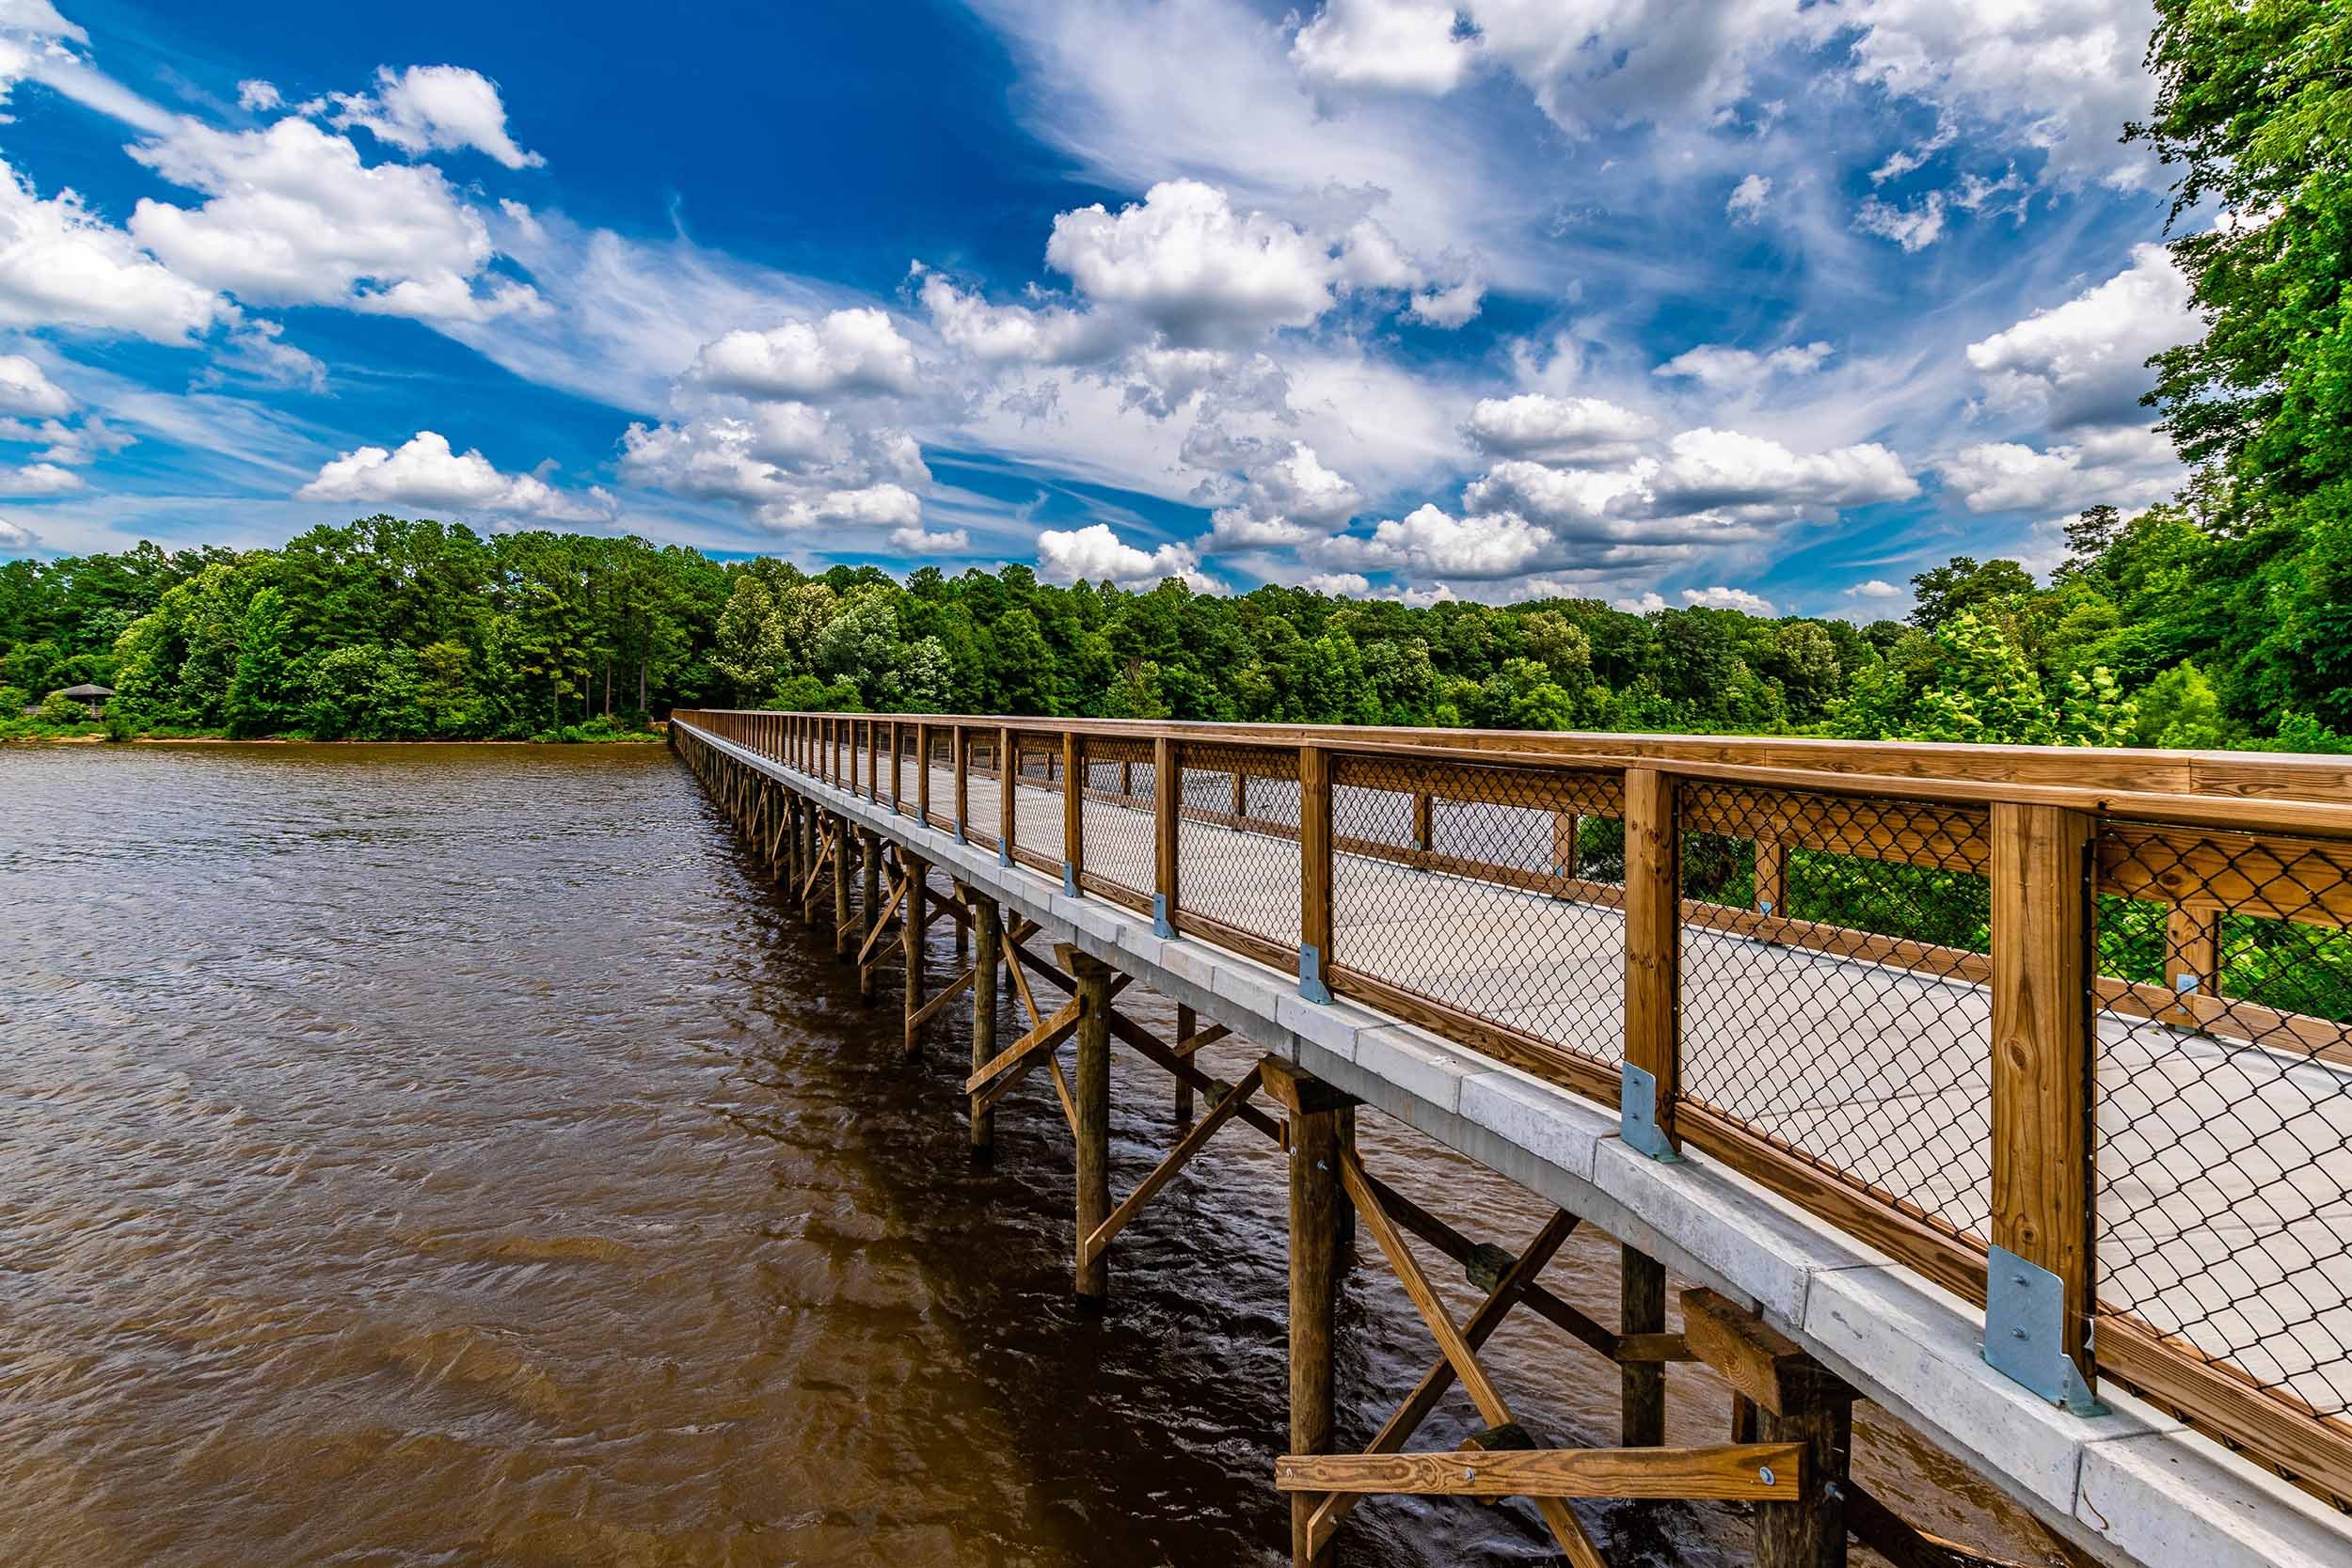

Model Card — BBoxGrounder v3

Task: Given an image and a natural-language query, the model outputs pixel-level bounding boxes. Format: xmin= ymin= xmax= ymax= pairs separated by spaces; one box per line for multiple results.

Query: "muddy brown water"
xmin=0 ymin=742 xmax=2084 ymax=1567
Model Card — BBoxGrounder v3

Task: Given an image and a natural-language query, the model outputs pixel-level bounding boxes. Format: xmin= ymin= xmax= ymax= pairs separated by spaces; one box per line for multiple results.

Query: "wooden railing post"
xmin=1987 ymin=802 xmax=2099 ymax=1411
xmin=1062 ymin=730 xmax=1084 ymax=896
xmin=997 ymin=725 xmax=1015 ymax=865
xmin=953 ymin=723 xmax=969 ymax=841
xmin=1299 ymin=744 xmax=1334 ymax=1004
xmin=1152 ymin=736 xmax=1178 ymax=938
xmin=866 ymin=718 xmax=879 ymax=804
xmin=1622 ymin=768 xmax=1680 ymax=1159
xmin=2164 ymin=903 xmax=2220 ymax=1023
xmin=1412 ymin=789 xmax=1433 ymax=867
xmin=914 ymin=721 xmax=930 ymax=827
xmin=1755 ymin=836 xmax=1788 ymax=917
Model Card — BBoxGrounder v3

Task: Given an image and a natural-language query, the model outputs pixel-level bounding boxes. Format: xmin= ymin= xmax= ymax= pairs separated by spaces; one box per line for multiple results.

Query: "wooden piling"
xmin=971 ymin=894 xmax=999 ymax=1158
xmin=902 ymin=850 xmax=929 ymax=1056
xmin=1071 ymin=949 xmax=1115 ymax=1302
xmin=832 ymin=812 xmax=852 ymax=959
xmin=1621 ymin=1243 xmax=1667 ymax=1447
xmin=1262 ymin=1057 xmax=1353 ymax=1568
xmin=1174 ymin=1002 xmax=1196 ymax=1125
xmin=1683 ymin=1289 xmax=1853 ymax=1568
xmin=858 ymin=830 xmax=882 ymax=1002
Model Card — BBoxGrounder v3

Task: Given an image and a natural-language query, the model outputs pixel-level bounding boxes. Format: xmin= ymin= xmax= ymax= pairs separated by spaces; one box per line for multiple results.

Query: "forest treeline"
xmin=1 ymin=0 xmax=2344 ymax=752
xmin=0 ymin=497 xmax=2341 ymax=750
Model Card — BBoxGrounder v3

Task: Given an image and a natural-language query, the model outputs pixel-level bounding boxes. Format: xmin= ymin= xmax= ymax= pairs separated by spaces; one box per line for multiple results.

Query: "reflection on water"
xmin=0 ymin=742 xmax=2074 ymax=1566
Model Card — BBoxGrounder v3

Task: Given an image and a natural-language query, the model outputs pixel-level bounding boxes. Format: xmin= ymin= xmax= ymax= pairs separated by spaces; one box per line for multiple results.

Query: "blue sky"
xmin=0 ymin=0 xmax=2201 ymax=619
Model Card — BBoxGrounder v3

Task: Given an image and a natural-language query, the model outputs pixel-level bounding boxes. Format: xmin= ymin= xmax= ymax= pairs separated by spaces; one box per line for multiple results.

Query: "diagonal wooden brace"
xmin=1080 ymin=1062 xmax=1263 ymax=1267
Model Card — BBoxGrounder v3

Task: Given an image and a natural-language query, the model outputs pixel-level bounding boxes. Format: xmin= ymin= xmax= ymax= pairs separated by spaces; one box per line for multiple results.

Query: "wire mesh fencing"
xmin=1328 ymin=752 xmax=1626 ymax=1069
xmin=1006 ymin=730 xmax=1066 ymax=874
xmin=1170 ymin=740 xmax=1300 ymax=961
xmin=2092 ymin=820 xmax=2352 ymax=1451
xmin=1079 ymin=736 xmax=1156 ymax=911
xmin=1675 ymin=782 xmax=1997 ymax=1243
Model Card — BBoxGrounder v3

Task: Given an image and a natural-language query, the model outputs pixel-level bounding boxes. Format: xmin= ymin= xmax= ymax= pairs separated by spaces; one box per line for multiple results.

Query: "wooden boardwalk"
xmin=674 ymin=710 xmax=2352 ymax=1561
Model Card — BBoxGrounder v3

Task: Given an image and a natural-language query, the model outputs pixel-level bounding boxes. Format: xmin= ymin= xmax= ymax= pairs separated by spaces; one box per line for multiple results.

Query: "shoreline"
xmin=2 ymin=731 xmax=669 ymax=748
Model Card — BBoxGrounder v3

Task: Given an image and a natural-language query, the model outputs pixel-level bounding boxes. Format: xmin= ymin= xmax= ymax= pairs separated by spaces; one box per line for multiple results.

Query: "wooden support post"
xmin=1755 ymin=836 xmax=1788 ymax=917
xmin=1412 ymin=790 xmax=1433 ymax=864
xmin=914 ymin=721 xmax=930 ymax=827
xmin=1989 ymin=802 xmax=2097 ymax=1402
xmin=1262 ymin=1058 xmax=1354 ymax=1568
xmin=1335 ymin=1103 xmax=1358 ymax=1269
xmin=1071 ymin=950 xmax=1115 ymax=1302
xmin=1553 ymin=812 xmax=1580 ymax=877
xmin=1622 ymin=1243 xmax=1666 ymax=1447
xmin=970 ymin=895 xmax=999 ymax=1158
xmin=1173 ymin=1002 xmax=1197 ymax=1125
xmin=998 ymin=724 xmax=1016 ymax=858
xmin=1232 ymin=764 xmax=1248 ymax=820
xmin=1623 ymin=768 xmax=1681 ymax=1156
xmin=953 ymin=722 xmax=969 ymax=839
xmin=858 ymin=831 xmax=882 ymax=1003
xmin=1683 ymin=1289 xmax=1853 ymax=1568
xmin=1062 ymin=731 xmax=1084 ymax=895
xmin=1300 ymin=744 xmax=1333 ymax=1002
xmin=1153 ymin=736 xmax=1178 ymax=937
xmin=1120 ymin=759 xmax=1133 ymax=796
xmin=832 ymin=813 xmax=853 ymax=959
xmin=902 ymin=851 xmax=929 ymax=1056
xmin=866 ymin=719 xmax=879 ymax=804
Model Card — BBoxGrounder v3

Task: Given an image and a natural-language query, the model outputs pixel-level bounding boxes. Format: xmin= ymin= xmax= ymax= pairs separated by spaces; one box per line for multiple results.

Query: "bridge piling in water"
xmin=669 ymin=711 xmax=2352 ymax=1568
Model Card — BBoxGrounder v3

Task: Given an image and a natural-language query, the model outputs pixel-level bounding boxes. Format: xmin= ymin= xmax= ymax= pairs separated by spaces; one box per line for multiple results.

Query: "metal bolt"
xmin=1758 ymin=1465 xmax=1775 ymax=1487
xmin=1823 ymin=1481 xmax=1845 ymax=1503
xmin=2013 ymin=1327 xmax=2029 ymax=1340
xmin=1464 ymin=1466 xmax=1476 ymax=1482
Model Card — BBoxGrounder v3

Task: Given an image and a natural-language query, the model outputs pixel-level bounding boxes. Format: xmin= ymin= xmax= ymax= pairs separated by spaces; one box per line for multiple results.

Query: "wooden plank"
xmin=1624 ymin=768 xmax=1680 ymax=1152
xmin=2095 ymin=974 xmax=2352 ymax=1067
xmin=2098 ymin=822 xmax=2352 ymax=928
xmin=1277 ymin=1443 xmax=1802 ymax=1502
xmin=1176 ymin=1022 xmax=1231 ymax=1056
xmin=1082 ymin=1064 xmax=1263 ymax=1266
xmin=1305 ymin=1210 xmax=1581 ymax=1554
xmin=1335 ymin=1147 xmax=1607 ymax=1568
xmin=1990 ymin=802 xmax=2095 ymax=1394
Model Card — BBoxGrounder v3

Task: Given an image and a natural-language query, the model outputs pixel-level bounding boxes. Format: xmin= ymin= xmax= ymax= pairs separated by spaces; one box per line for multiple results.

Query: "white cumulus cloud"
xmin=0 ymin=156 xmax=228 ymax=342
xmin=1965 ymin=243 xmax=2193 ymax=429
xmin=296 ymin=430 xmax=613 ymax=522
xmin=329 ymin=64 xmax=543 ymax=170
xmin=1045 ymin=179 xmax=1338 ymax=344
xmin=0 ymin=352 xmax=71 ymax=415
xmin=1466 ymin=393 xmax=1656 ymax=464
xmin=1726 ymin=173 xmax=1772 ymax=222
xmin=1037 ymin=521 xmax=1216 ymax=590
xmin=1291 ymin=0 xmax=1475 ymax=93
xmin=690 ymin=307 xmax=920 ymax=399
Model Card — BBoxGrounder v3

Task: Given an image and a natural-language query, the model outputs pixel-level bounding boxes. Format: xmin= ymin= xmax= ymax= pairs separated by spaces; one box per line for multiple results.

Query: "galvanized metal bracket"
xmin=1983 ymin=1244 xmax=2106 ymax=1415
xmin=955 ymin=816 xmax=967 ymax=845
xmin=997 ymin=843 xmax=1012 ymax=868
xmin=1298 ymin=942 xmax=1334 ymax=1005
xmin=1619 ymin=1065 xmax=1680 ymax=1163
xmin=1152 ymin=894 xmax=1175 ymax=940
xmin=1062 ymin=861 xmax=1081 ymax=898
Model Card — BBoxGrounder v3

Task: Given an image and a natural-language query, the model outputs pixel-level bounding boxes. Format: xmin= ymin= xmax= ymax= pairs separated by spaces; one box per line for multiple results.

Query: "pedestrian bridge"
xmin=672 ymin=708 xmax=2352 ymax=1568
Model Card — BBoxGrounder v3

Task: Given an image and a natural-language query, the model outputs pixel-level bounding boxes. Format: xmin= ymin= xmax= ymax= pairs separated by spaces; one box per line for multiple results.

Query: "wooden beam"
xmin=1305 ymin=1209 xmax=1581 ymax=1554
xmin=1680 ymin=1290 xmax=1841 ymax=1418
xmin=1083 ymin=1064 xmax=1263 ymax=1267
xmin=856 ymin=874 xmax=911 ymax=969
xmin=1845 ymin=1481 xmax=2031 ymax=1568
xmin=963 ymin=997 xmax=1083 ymax=1095
xmin=1173 ymin=1002 xmax=1196 ymax=1126
xmin=1335 ymin=1147 xmax=1606 ymax=1568
xmin=1357 ymin=1170 xmax=1618 ymax=1361
xmin=1176 ymin=1022 xmax=1232 ymax=1057
xmin=1277 ymin=1443 xmax=1802 ymax=1502
xmin=908 ymin=961 xmax=977 ymax=1034
xmin=858 ymin=831 xmax=882 ymax=1002
xmin=1300 ymin=744 xmax=1333 ymax=991
xmin=902 ymin=850 xmax=929 ymax=1057
xmin=1063 ymin=731 xmax=1085 ymax=890
xmin=1989 ymin=802 xmax=2096 ymax=1397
